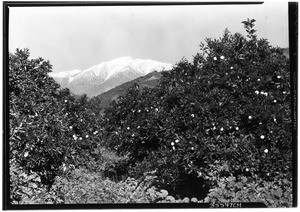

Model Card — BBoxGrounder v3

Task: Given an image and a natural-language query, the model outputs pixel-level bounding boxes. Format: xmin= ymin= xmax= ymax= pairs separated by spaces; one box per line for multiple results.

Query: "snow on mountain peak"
xmin=49 ymin=57 xmax=173 ymax=97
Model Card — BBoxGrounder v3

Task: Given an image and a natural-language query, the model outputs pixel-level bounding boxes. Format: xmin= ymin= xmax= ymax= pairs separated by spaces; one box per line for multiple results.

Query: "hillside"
xmin=91 ymin=71 xmax=163 ymax=113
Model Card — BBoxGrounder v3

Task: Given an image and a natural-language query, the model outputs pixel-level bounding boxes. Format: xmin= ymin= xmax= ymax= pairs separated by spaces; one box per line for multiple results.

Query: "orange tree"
xmin=101 ymin=19 xmax=291 ymax=199
xmin=9 ymin=49 xmax=101 ymax=193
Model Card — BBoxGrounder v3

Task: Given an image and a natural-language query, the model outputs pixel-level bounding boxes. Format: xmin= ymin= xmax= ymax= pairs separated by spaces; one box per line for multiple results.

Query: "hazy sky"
xmin=9 ymin=2 xmax=289 ymax=73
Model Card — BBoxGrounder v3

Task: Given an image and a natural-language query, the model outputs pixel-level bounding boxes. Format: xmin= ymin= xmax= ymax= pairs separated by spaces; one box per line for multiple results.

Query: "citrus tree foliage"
xmin=9 ymin=158 xmax=63 ymax=204
xmin=9 ymin=49 xmax=101 ymax=192
xmin=102 ymin=19 xmax=291 ymax=199
xmin=52 ymin=169 xmax=166 ymax=203
xmin=204 ymin=175 xmax=292 ymax=207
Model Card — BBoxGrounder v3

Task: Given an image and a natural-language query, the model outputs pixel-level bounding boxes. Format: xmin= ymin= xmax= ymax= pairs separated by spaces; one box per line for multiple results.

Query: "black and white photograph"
xmin=3 ymin=0 xmax=297 ymax=209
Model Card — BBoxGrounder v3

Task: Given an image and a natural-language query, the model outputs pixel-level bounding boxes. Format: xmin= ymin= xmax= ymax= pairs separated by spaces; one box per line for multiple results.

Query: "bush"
xmin=86 ymin=146 xmax=129 ymax=181
xmin=9 ymin=158 xmax=63 ymax=204
xmin=53 ymin=168 xmax=170 ymax=203
xmin=204 ymin=175 xmax=292 ymax=207
xmin=101 ymin=19 xmax=291 ymax=200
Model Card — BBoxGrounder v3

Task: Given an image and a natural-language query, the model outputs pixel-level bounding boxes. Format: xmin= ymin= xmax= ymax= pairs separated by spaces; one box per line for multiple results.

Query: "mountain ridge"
xmin=49 ymin=57 xmax=173 ymax=97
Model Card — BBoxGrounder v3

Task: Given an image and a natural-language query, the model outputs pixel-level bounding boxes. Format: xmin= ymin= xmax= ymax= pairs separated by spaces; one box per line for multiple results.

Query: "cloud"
xmin=9 ymin=3 xmax=288 ymax=73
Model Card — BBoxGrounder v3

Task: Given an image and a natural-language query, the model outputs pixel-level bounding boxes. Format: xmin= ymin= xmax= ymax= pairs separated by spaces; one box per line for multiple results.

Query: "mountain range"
xmin=49 ymin=57 xmax=173 ymax=97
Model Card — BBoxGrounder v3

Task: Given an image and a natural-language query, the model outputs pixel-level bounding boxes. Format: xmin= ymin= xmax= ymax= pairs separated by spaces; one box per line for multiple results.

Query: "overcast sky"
xmin=9 ymin=1 xmax=289 ymax=73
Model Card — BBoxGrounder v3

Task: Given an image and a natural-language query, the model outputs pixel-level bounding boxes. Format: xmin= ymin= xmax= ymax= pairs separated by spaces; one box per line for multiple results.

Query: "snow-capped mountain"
xmin=49 ymin=57 xmax=173 ymax=97
xmin=49 ymin=69 xmax=82 ymax=88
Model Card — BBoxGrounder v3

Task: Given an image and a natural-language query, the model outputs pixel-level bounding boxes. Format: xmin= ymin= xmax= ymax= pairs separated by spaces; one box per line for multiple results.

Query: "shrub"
xmin=204 ymin=175 xmax=292 ymax=207
xmin=53 ymin=168 xmax=170 ymax=203
xmin=86 ymin=146 xmax=129 ymax=181
xmin=9 ymin=158 xmax=63 ymax=204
